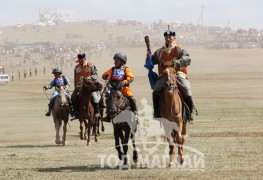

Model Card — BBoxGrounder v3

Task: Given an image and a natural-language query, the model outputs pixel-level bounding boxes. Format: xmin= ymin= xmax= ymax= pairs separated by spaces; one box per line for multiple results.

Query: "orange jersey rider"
xmin=102 ymin=52 xmax=137 ymax=115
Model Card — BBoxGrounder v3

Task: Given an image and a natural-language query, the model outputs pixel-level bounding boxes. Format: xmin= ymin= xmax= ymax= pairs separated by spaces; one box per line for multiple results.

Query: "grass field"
xmin=1 ymin=42 xmax=263 ymax=179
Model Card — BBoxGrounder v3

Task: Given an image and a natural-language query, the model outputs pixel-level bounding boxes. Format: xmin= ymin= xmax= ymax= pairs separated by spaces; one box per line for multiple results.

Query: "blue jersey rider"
xmin=43 ymin=68 xmax=73 ymax=116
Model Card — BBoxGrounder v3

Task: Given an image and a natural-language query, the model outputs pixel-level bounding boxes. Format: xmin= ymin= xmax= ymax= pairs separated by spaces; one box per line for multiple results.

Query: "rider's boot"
xmin=128 ymin=96 xmax=138 ymax=115
xmin=184 ymin=96 xmax=195 ymax=121
xmin=66 ymin=96 xmax=75 ymax=118
xmin=152 ymin=92 xmax=161 ymax=118
xmin=70 ymin=98 xmax=79 ymax=121
xmin=93 ymin=102 xmax=100 ymax=118
xmin=45 ymin=103 xmax=52 ymax=116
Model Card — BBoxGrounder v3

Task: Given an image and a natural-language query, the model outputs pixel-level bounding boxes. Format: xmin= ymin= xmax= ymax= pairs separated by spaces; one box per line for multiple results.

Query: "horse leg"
xmin=87 ymin=121 xmax=91 ymax=145
xmin=96 ymin=116 xmax=100 ymax=135
xmin=114 ymin=125 xmax=123 ymax=161
xmin=79 ymin=120 xmax=84 ymax=140
xmin=176 ymin=124 xmax=184 ymax=164
xmin=122 ymin=126 xmax=130 ymax=166
xmin=166 ymin=131 xmax=175 ymax=166
xmin=55 ymin=120 xmax=62 ymax=144
xmin=84 ymin=119 xmax=88 ymax=140
xmin=62 ymin=120 xmax=67 ymax=146
xmin=100 ymin=108 xmax=105 ymax=132
xmin=130 ymin=133 xmax=138 ymax=163
xmin=94 ymin=117 xmax=98 ymax=142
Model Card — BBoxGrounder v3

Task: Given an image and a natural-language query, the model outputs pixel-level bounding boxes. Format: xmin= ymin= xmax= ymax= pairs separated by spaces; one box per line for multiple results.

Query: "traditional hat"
xmin=163 ymin=24 xmax=176 ymax=37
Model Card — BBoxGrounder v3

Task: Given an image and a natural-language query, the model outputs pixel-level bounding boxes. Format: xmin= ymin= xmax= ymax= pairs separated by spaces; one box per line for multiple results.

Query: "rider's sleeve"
xmin=74 ymin=65 xmax=77 ymax=89
xmin=173 ymin=46 xmax=191 ymax=70
xmin=48 ymin=79 xmax=55 ymax=89
xmin=102 ymin=68 xmax=112 ymax=80
xmin=151 ymin=49 xmax=161 ymax=65
xmin=91 ymin=64 xmax=98 ymax=80
xmin=124 ymin=68 xmax=135 ymax=85
xmin=63 ymin=76 xmax=70 ymax=90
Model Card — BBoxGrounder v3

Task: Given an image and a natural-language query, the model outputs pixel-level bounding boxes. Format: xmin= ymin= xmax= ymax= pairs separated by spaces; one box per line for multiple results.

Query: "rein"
xmin=44 ymin=89 xmax=50 ymax=101
xmin=170 ymin=88 xmax=182 ymax=118
xmin=164 ymin=68 xmax=181 ymax=118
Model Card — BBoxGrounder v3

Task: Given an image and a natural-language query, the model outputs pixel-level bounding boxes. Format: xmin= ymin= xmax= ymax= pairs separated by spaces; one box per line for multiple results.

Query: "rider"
xmin=71 ymin=51 xmax=103 ymax=120
xmin=43 ymin=68 xmax=73 ymax=116
xmin=102 ymin=52 xmax=138 ymax=120
xmin=146 ymin=26 xmax=196 ymax=121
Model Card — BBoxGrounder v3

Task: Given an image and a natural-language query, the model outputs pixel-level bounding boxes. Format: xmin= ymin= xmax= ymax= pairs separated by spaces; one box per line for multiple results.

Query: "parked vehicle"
xmin=0 ymin=74 xmax=9 ymax=85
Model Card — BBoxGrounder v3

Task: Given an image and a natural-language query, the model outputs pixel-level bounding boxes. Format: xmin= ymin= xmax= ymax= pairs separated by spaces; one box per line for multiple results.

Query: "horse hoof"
xmin=55 ymin=140 xmax=62 ymax=145
xmin=180 ymin=156 xmax=184 ymax=164
xmin=176 ymin=155 xmax=184 ymax=165
xmin=169 ymin=161 xmax=175 ymax=167
xmin=87 ymin=142 xmax=91 ymax=146
xmin=133 ymin=152 xmax=138 ymax=163
xmin=120 ymin=164 xmax=130 ymax=170
xmin=62 ymin=141 xmax=67 ymax=146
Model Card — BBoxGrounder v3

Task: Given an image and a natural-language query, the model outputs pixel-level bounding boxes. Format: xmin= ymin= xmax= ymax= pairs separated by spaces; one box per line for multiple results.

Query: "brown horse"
xmin=159 ymin=67 xmax=186 ymax=165
xmin=78 ymin=77 xmax=102 ymax=145
xmin=108 ymin=81 xmax=138 ymax=167
xmin=52 ymin=86 xmax=69 ymax=145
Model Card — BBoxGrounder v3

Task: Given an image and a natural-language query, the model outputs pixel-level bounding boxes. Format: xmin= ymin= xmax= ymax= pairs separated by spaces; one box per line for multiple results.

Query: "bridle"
xmin=164 ymin=68 xmax=177 ymax=90
xmin=110 ymin=90 xmax=129 ymax=115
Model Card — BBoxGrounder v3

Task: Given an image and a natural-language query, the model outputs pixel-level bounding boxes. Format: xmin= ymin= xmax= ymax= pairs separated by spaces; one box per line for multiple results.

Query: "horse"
xmin=108 ymin=81 xmax=138 ymax=166
xmin=52 ymin=86 xmax=69 ymax=145
xmin=78 ymin=77 xmax=103 ymax=145
xmin=159 ymin=67 xmax=186 ymax=165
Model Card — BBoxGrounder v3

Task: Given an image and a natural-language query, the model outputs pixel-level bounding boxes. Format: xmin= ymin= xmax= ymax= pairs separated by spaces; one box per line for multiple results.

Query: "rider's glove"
xmin=164 ymin=61 xmax=174 ymax=67
xmin=122 ymin=80 xmax=127 ymax=86
xmin=172 ymin=59 xmax=181 ymax=70
xmin=102 ymin=73 xmax=110 ymax=80
xmin=43 ymin=85 xmax=49 ymax=90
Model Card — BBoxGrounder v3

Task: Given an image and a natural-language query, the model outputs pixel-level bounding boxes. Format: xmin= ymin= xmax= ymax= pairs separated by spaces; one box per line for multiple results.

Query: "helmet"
xmin=52 ymin=68 xmax=62 ymax=74
xmin=113 ymin=52 xmax=127 ymax=64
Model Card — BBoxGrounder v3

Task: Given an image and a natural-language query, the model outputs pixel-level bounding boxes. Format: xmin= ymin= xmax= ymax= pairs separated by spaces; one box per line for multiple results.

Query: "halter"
xmin=165 ymin=68 xmax=177 ymax=90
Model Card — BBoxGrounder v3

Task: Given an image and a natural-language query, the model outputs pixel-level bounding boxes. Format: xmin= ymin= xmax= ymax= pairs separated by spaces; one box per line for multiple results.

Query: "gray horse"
xmin=52 ymin=86 xmax=69 ymax=145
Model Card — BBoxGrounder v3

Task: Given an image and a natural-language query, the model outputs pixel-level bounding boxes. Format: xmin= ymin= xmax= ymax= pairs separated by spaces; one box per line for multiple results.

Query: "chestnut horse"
xmin=108 ymin=81 xmax=138 ymax=166
xmin=52 ymin=86 xmax=69 ymax=145
xmin=78 ymin=77 xmax=102 ymax=145
xmin=159 ymin=67 xmax=186 ymax=165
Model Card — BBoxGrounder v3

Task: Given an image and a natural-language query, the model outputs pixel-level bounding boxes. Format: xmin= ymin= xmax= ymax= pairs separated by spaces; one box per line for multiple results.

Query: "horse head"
xmin=163 ymin=67 xmax=177 ymax=90
xmin=81 ymin=77 xmax=103 ymax=93
xmin=55 ymin=86 xmax=68 ymax=107
xmin=107 ymin=80 xmax=129 ymax=119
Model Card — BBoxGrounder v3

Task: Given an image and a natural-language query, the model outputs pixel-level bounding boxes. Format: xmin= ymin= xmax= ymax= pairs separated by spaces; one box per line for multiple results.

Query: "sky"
xmin=0 ymin=0 xmax=262 ymax=30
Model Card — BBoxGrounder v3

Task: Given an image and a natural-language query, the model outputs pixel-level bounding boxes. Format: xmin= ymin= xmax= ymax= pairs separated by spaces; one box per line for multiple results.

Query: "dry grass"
xmin=0 ymin=24 xmax=263 ymax=179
